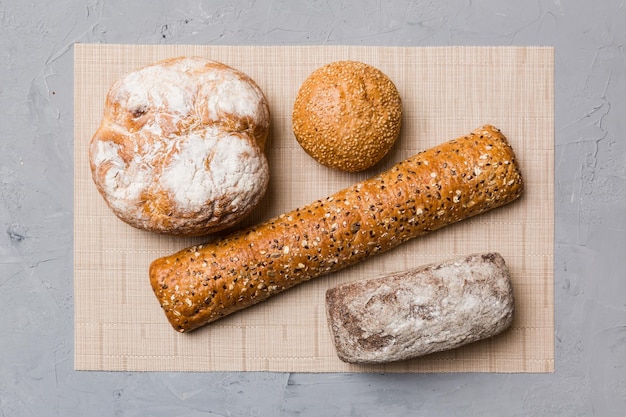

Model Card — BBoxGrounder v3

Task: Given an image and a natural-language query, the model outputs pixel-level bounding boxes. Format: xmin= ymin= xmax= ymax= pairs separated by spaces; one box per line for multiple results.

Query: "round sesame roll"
xmin=292 ymin=61 xmax=402 ymax=172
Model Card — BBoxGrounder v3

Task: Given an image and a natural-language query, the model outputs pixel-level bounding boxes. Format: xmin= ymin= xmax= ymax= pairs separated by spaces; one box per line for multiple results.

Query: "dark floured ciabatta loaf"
xmin=149 ymin=125 xmax=523 ymax=332
xmin=325 ymin=253 xmax=515 ymax=364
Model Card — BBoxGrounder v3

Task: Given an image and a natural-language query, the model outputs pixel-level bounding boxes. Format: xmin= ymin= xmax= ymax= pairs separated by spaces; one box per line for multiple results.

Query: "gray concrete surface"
xmin=1 ymin=0 xmax=625 ymax=415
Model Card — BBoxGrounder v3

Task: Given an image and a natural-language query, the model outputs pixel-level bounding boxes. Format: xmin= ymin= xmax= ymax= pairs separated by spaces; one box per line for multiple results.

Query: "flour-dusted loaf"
xmin=149 ymin=125 xmax=523 ymax=332
xmin=325 ymin=252 xmax=515 ymax=364
xmin=292 ymin=61 xmax=402 ymax=172
xmin=89 ymin=57 xmax=271 ymax=236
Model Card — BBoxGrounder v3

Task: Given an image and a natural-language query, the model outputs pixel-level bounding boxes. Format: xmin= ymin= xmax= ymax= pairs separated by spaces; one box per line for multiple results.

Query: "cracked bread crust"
xmin=89 ymin=57 xmax=270 ymax=236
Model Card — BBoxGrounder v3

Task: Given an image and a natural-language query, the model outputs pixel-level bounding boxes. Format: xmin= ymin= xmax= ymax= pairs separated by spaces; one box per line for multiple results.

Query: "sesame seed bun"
xmin=291 ymin=61 xmax=402 ymax=172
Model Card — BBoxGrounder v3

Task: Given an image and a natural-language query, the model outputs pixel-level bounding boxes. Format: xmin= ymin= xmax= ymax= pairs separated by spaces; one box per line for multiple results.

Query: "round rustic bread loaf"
xmin=292 ymin=61 xmax=402 ymax=172
xmin=89 ymin=57 xmax=270 ymax=236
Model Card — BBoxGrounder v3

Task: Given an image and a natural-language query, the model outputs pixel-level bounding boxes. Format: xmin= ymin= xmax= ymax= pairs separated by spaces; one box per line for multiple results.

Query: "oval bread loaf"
xmin=325 ymin=252 xmax=515 ymax=364
xmin=150 ymin=125 xmax=524 ymax=332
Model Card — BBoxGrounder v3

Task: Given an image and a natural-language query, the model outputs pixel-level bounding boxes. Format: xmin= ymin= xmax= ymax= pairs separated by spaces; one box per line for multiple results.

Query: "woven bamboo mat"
xmin=74 ymin=44 xmax=554 ymax=372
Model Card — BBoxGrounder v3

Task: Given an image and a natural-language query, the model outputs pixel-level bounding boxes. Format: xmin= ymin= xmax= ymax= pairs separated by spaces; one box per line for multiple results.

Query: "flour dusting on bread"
xmin=162 ymin=129 xmax=268 ymax=213
xmin=89 ymin=57 xmax=271 ymax=236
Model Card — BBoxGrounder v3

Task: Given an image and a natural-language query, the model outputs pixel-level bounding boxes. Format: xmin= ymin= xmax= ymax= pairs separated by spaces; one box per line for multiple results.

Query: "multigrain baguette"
xmin=149 ymin=125 xmax=523 ymax=332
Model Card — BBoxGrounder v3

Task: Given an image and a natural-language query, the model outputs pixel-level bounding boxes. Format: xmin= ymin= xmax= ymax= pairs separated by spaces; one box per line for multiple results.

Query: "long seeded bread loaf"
xmin=325 ymin=252 xmax=515 ymax=364
xmin=149 ymin=125 xmax=523 ymax=332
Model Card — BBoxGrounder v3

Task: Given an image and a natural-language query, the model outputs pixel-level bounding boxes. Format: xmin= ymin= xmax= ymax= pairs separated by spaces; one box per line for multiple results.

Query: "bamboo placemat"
xmin=74 ymin=44 xmax=554 ymax=372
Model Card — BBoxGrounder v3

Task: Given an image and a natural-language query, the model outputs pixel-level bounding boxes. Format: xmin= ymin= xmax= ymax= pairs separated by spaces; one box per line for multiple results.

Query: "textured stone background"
xmin=1 ymin=0 xmax=625 ymax=415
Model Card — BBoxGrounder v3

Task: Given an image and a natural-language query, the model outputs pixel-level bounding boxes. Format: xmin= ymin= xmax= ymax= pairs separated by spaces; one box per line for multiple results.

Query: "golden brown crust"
xmin=89 ymin=57 xmax=271 ymax=236
xmin=149 ymin=125 xmax=523 ymax=332
xmin=292 ymin=61 xmax=402 ymax=172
